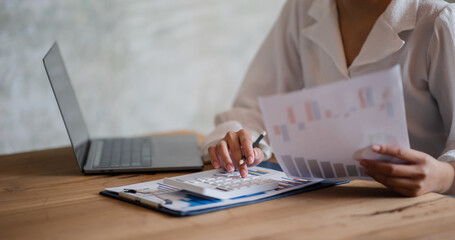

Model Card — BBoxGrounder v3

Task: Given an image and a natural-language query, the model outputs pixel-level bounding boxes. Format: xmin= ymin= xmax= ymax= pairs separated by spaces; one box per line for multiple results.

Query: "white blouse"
xmin=201 ymin=0 xmax=455 ymax=164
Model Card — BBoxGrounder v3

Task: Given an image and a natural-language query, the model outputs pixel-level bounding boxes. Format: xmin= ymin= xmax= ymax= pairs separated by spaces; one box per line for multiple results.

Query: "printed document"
xmin=258 ymin=66 xmax=409 ymax=180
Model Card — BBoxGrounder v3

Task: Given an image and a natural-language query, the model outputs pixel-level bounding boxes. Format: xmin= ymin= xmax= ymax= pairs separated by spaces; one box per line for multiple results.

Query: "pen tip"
xmin=261 ymin=131 xmax=267 ymax=136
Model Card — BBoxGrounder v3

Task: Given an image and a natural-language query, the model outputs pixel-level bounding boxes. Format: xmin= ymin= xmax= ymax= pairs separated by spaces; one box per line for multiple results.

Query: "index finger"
xmin=360 ymin=159 xmax=424 ymax=178
xmin=372 ymin=145 xmax=427 ymax=164
xmin=238 ymin=130 xmax=254 ymax=165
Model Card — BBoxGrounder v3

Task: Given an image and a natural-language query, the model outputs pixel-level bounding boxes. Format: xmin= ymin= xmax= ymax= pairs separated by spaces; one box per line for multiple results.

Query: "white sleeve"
xmin=428 ymin=4 xmax=455 ymax=162
xmin=201 ymin=0 xmax=303 ymax=163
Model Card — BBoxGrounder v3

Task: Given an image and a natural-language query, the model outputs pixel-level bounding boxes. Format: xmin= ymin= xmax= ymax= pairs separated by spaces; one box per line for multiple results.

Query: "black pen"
xmin=239 ymin=131 xmax=267 ymax=165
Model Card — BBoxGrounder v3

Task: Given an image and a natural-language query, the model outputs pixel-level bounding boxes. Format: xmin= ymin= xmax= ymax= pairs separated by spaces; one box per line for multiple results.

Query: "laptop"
xmin=43 ymin=42 xmax=203 ymax=174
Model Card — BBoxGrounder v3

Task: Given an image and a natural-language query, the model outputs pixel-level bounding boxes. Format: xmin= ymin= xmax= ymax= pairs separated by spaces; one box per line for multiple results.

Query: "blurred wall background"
xmin=0 ymin=0 xmax=285 ymax=154
xmin=1 ymin=0 xmax=454 ymax=155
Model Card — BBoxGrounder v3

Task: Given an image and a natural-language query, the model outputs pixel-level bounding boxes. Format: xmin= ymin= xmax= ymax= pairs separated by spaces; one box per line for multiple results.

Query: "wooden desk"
xmin=2 ymin=134 xmax=455 ymax=239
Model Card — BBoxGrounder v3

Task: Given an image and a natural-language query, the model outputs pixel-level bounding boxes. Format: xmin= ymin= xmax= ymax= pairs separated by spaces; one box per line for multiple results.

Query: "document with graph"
xmin=258 ymin=66 xmax=410 ymax=180
xmin=100 ymin=165 xmax=335 ymax=216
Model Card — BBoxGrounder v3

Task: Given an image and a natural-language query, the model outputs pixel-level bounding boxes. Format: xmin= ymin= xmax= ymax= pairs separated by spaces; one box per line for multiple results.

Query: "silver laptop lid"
xmin=43 ymin=42 xmax=90 ymax=170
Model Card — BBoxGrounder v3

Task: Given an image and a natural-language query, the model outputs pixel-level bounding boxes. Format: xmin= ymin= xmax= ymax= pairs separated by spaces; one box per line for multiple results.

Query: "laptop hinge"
xmin=81 ymin=140 xmax=92 ymax=173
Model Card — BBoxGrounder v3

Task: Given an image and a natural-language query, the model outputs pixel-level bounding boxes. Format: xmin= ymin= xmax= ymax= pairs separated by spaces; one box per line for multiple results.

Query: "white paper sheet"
xmin=258 ymin=66 xmax=410 ymax=180
xmin=105 ymin=166 xmax=321 ymax=212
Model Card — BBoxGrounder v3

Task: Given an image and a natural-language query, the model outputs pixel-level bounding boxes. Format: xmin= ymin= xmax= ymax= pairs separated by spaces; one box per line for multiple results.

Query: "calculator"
xmin=163 ymin=169 xmax=279 ymax=199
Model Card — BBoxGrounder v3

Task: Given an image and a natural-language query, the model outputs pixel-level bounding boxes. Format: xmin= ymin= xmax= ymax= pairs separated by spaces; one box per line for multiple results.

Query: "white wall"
xmin=2 ymin=0 xmax=454 ymax=155
xmin=0 ymin=0 xmax=285 ymax=154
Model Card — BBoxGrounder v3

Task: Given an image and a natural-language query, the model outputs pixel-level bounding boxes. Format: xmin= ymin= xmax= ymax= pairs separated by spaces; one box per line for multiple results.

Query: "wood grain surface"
xmin=1 ymin=132 xmax=455 ymax=240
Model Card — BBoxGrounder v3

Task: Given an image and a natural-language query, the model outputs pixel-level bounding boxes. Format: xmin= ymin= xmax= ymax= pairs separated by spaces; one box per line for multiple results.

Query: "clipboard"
xmin=99 ymin=162 xmax=349 ymax=217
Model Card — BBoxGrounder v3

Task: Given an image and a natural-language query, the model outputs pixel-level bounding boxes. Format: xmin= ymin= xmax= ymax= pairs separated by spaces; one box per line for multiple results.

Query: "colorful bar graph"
xmin=312 ymin=101 xmax=321 ymax=120
xmin=274 ymin=125 xmax=281 ymax=135
xmin=248 ymin=169 xmax=269 ymax=176
xmin=359 ymin=89 xmax=367 ymax=108
xmin=280 ymin=125 xmax=290 ymax=141
xmin=279 ymin=97 xmax=386 ymax=134
xmin=287 ymin=107 xmax=296 ymax=124
xmin=279 ymin=178 xmax=303 ymax=187
xmin=305 ymin=101 xmax=322 ymax=121
xmin=305 ymin=102 xmax=314 ymax=121
xmin=278 ymin=177 xmax=311 ymax=190
xmin=366 ymin=87 xmax=374 ymax=107
xmin=359 ymin=87 xmax=374 ymax=109
xmin=325 ymin=110 xmax=332 ymax=118
xmin=386 ymin=102 xmax=394 ymax=117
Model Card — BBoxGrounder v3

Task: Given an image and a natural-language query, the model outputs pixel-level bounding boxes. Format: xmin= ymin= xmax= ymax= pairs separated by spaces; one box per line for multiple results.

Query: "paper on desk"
xmin=105 ymin=166 xmax=321 ymax=212
xmin=258 ymin=66 xmax=410 ymax=180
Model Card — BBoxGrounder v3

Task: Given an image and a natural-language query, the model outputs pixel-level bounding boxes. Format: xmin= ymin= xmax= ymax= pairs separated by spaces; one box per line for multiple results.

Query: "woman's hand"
xmin=208 ymin=129 xmax=265 ymax=178
xmin=360 ymin=145 xmax=455 ymax=196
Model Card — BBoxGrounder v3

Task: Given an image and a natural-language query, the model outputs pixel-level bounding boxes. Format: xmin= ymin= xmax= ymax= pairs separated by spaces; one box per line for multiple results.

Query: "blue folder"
xmin=99 ymin=162 xmax=349 ymax=217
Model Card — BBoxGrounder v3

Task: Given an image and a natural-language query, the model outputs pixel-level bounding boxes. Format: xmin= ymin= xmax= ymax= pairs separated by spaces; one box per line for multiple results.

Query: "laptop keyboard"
xmin=93 ymin=138 xmax=152 ymax=168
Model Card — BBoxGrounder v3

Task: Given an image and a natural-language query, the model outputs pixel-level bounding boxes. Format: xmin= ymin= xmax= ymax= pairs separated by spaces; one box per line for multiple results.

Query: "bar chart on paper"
xmin=272 ymin=86 xmax=396 ymax=143
xmin=279 ymin=155 xmax=368 ymax=179
xmin=259 ymin=66 xmax=410 ymax=180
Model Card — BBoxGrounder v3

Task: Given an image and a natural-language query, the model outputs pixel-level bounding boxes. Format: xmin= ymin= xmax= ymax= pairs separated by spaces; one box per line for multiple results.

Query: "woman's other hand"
xmin=360 ymin=145 xmax=455 ymax=196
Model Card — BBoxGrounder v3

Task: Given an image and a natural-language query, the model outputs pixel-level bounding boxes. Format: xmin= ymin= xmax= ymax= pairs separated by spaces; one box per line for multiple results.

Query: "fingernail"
xmin=213 ymin=161 xmax=220 ymax=168
xmin=247 ymin=156 xmax=254 ymax=164
xmin=372 ymin=145 xmax=381 ymax=151
xmin=241 ymin=168 xmax=248 ymax=177
xmin=227 ymin=164 xmax=234 ymax=172
xmin=239 ymin=159 xmax=245 ymax=165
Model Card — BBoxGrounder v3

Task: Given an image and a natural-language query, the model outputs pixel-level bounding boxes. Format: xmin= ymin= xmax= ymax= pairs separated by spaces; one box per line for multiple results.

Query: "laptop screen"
xmin=43 ymin=43 xmax=90 ymax=170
